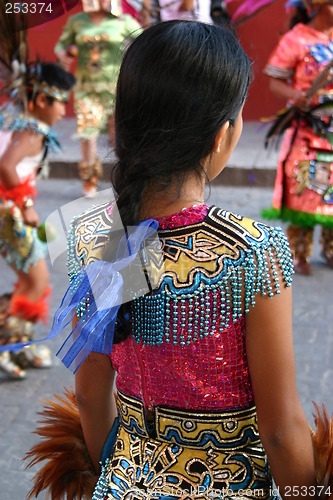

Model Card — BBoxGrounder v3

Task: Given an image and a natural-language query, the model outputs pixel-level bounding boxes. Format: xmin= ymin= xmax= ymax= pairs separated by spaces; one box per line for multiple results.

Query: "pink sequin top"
xmin=111 ymin=205 xmax=255 ymax=411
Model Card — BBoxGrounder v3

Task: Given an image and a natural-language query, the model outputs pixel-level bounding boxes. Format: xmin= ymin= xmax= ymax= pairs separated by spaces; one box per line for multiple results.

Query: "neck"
xmin=309 ymin=11 xmax=333 ymax=33
xmin=89 ymin=11 xmax=107 ymax=21
xmin=139 ymin=174 xmax=206 ymax=219
xmin=28 ymin=110 xmax=49 ymax=127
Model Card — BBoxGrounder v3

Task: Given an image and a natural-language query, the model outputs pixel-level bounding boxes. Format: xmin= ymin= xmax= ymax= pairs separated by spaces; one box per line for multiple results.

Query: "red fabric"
xmin=0 ymin=177 xmax=37 ymax=209
xmin=10 ymin=286 xmax=51 ymax=324
xmin=121 ymin=0 xmax=141 ymax=22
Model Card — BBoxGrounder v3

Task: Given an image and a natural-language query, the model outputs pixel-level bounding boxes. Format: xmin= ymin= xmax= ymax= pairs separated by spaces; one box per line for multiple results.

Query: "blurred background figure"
xmin=54 ymin=0 xmax=141 ymax=198
xmin=209 ymin=0 xmax=278 ymax=27
xmin=210 ymin=0 xmax=231 ymax=25
xmin=0 ymin=2 xmax=76 ymax=379
xmin=262 ymin=0 xmax=333 ymax=275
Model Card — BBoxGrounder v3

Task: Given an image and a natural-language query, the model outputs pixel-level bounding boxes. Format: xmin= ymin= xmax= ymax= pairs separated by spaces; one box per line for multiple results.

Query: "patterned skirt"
xmin=93 ymin=391 xmax=276 ymax=500
xmin=74 ymin=85 xmax=116 ymax=139
xmin=269 ymin=125 xmax=333 ymax=227
xmin=0 ymin=202 xmax=47 ymax=273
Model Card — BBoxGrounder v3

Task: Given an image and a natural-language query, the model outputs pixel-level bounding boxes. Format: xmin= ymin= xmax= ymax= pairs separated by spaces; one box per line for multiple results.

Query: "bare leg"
xmin=13 ymin=258 xmax=50 ymax=303
xmin=108 ymin=114 xmax=115 ymax=149
xmin=78 ymin=137 xmax=102 ymax=197
xmin=6 ymin=259 xmax=52 ymax=370
xmin=286 ymin=225 xmax=314 ymax=275
xmin=320 ymin=226 xmax=333 ymax=267
xmin=80 ymin=137 xmax=97 ymax=165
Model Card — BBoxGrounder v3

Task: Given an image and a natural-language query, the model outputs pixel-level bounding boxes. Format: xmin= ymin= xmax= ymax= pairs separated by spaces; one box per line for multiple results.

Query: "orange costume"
xmin=263 ymin=22 xmax=333 ymax=268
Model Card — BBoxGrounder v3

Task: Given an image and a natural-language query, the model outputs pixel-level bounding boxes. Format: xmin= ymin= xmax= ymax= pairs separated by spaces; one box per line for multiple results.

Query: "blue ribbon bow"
xmin=0 ymin=218 xmax=159 ymax=373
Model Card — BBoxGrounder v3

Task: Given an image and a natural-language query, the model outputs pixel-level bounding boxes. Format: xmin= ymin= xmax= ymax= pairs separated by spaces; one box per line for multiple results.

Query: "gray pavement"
xmin=0 ymin=178 xmax=332 ymax=498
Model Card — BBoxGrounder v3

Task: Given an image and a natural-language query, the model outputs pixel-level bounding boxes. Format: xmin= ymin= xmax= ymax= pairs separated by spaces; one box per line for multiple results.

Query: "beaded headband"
xmin=32 ymin=82 xmax=70 ymax=103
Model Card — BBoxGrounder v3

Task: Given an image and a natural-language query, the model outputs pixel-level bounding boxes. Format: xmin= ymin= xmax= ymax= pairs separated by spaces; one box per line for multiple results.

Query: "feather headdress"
xmin=0 ymin=1 xmax=70 ymax=111
xmin=0 ymin=0 xmax=33 ymax=110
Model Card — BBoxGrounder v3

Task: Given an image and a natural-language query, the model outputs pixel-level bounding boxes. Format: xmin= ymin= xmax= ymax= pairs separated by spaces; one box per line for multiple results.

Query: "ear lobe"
xmin=213 ymin=121 xmax=230 ymax=153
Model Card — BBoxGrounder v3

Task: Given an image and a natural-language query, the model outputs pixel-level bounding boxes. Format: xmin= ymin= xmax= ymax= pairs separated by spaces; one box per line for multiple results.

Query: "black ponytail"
xmin=105 ymin=20 xmax=251 ymax=342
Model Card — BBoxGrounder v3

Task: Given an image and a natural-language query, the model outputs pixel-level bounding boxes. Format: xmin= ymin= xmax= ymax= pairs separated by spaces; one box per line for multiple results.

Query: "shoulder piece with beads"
xmin=67 ymin=201 xmax=114 ymax=285
xmin=0 ymin=106 xmax=61 ymax=153
xmin=131 ymin=206 xmax=294 ymax=346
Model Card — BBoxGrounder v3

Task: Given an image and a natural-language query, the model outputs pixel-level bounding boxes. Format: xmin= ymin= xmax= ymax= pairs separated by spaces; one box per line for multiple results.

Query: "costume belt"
xmin=116 ymin=390 xmax=260 ymax=450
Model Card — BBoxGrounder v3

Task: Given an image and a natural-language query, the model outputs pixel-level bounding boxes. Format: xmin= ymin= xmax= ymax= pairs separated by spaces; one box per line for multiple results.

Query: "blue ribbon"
xmin=0 ymin=218 xmax=159 ymax=373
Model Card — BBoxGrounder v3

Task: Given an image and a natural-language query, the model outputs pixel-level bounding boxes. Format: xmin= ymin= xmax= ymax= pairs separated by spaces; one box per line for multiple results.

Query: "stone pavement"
xmin=48 ymin=119 xmax=280 ymax=186
xmin=0 ymin=179 xmax=332 ymax=499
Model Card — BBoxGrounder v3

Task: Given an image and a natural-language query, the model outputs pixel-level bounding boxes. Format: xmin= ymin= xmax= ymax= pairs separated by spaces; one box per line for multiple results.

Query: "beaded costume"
xmin=54 ymin=12 xmax=141 ymax=138
xmin=0 ymin=108 xmax=61 ymax=377
xmin=0 ymin=109 xmax=59 ymax=272
xmin=263 ymin=23 xmax=333 ymax=228
xmin=65 ymin=202 xmax=293 ymax=499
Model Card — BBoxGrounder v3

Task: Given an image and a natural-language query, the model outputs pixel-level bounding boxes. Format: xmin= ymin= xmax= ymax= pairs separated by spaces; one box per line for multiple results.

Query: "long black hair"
xmin=108 ymin=20 xmax=251 ymax=342
xmin=289 ymin=5 xmax=310 ymax=29
xmin=112 ymin=20 xmax=251 ymax=228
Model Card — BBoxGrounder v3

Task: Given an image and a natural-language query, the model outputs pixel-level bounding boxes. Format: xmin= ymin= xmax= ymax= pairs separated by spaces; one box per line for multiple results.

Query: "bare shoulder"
xmin=11 ymin=130 xmax=44 ymax=156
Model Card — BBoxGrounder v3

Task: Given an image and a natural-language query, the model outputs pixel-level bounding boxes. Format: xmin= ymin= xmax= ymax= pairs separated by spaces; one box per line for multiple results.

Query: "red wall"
xmin=27 ymin=0 xmax=288 ymax=120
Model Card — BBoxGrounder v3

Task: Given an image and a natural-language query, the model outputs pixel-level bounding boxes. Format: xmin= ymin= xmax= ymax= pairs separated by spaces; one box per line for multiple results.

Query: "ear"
xmin=213 ymin=121 xmax=230 ymax=154
xmin=35 ymin=93 xmax=48 ymax=109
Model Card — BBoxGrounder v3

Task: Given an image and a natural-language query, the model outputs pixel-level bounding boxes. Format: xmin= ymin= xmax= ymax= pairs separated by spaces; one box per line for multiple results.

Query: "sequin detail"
xmin=111 ymin=316 xmax=254 ymax=411
xmin=155 ymin=204 xmax=209 ymax=229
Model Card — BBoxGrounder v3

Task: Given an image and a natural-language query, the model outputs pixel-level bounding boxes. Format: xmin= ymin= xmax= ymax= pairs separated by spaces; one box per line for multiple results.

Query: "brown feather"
xmin=24 ymin=388 xmax=97 ymax=500
xmin=311 ymin=402 xmax=333 ymax=499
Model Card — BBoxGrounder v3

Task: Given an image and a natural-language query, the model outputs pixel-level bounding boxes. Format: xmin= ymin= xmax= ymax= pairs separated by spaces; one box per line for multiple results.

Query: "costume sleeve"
xmin=199 ymin=219 xmax=294 ymax=329
xmin=54 ymin=15 xmax=76 ymax=54
xmin=264 ymin=29 xmax=299 ymax=81
xmin=242 ymin=226 xmax=294 ymax=314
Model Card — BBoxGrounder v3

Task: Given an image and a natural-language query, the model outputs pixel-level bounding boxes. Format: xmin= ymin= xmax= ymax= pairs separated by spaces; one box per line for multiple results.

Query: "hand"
xmin=23 ymin=207 xmax=39 ymax=228
xmin=56 ymin=49 xmax=75 ymax=72
xmin=292 ymin=91 xmax=311 ymax=110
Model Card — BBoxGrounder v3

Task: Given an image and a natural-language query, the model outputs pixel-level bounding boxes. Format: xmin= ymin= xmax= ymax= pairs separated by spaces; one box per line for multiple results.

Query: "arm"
xmin=246 ymin=283 xmax=316 ymax=498
xmin=75 ymin=350 xmax=117 ymax=474
xmin=268 ymin=77 xmax=310 ymax=109
xmin=54 ymin=16 xmax=76 ymax=71
xmin=0 ymin=130 xmax=42 ymax=227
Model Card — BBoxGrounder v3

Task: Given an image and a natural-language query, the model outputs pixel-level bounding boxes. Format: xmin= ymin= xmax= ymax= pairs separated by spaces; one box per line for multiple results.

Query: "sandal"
xmin=0 ymin=351 xmax=26 ymax=380
xmin=12 ymin=344 xmax=52 ymax=369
